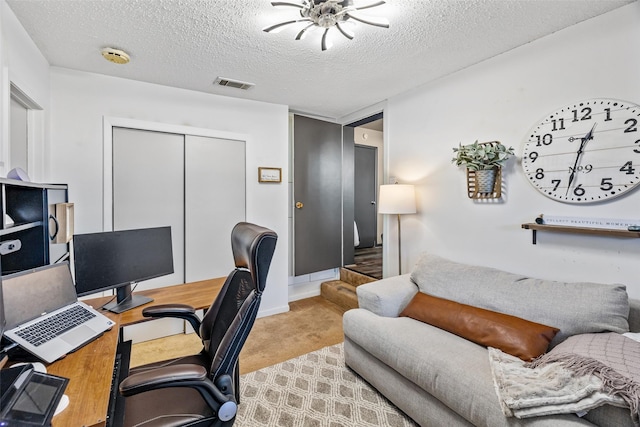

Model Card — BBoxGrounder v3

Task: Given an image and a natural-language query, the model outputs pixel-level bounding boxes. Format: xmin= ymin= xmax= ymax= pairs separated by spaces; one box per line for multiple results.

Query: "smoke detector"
xmin=101 ymin=47 xmax=130 ymax=64
xmin=213 ymin=77 xmax=254 ymax=90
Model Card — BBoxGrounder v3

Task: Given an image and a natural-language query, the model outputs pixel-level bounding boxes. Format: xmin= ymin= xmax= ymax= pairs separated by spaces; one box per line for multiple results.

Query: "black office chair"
xmin=118 ymin=222 xmax=277 ymax=427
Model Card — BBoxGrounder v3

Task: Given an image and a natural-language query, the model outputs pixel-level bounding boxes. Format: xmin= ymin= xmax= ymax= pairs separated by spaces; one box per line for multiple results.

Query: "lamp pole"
xmin=397 ymin=213 xmax=403 ymax=274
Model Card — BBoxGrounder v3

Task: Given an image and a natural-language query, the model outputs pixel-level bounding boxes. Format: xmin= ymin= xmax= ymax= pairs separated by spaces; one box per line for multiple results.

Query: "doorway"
xmin=346 ymin=115 xmax=383 ymax=279
xmin=8 ymin=83 xmax=44 ymax=178
xmin=354 ymin=145 xmax=377 ymax=249
xmin=292 ymin=115 xmax=344 ymax=276
xmin=290 ymin=113 xmax=383 ymax=280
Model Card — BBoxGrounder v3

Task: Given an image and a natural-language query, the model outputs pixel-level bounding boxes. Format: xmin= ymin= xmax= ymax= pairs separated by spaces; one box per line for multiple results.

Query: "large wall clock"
xmin=522 ymin=98 xmax=640 ymax=203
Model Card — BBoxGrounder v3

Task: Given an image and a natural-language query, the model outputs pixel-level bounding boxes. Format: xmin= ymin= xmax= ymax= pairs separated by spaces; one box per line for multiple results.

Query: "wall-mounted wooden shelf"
xmin=521 ymin=223 xmax=640 ymax=244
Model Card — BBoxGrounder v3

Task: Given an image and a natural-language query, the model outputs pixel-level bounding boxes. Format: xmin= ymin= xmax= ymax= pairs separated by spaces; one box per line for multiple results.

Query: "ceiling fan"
xmin=263 ymin=0 xmax=389 ymax=51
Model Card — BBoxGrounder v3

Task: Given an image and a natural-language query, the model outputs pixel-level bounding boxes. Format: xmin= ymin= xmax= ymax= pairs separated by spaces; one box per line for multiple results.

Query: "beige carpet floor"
xmin=130 ymin=296 xmax=346 ymax=374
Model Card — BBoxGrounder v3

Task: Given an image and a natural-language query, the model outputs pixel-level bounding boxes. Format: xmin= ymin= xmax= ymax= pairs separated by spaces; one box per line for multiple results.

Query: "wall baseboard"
xmin=287 ymin=281 xmax=322 ymax=302
xmin=257 ymin=304 xmax=290 ymax=318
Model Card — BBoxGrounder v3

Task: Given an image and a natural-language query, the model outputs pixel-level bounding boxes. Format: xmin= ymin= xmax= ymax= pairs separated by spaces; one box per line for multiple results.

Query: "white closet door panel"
xmin=113 ymin=127 xmax=185 ymax=289
xmin=185 ymin=136 xmax=245 ymax=282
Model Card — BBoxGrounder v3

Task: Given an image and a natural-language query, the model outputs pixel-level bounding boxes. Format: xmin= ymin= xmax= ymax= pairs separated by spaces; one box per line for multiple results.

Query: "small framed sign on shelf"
xmin=258 ymin=167 xmax=282 ymax=183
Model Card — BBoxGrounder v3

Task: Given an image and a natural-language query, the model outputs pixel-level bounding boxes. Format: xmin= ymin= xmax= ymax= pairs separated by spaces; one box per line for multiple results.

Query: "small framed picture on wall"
xmin=258 ymin=167 xmax=282 ymax=183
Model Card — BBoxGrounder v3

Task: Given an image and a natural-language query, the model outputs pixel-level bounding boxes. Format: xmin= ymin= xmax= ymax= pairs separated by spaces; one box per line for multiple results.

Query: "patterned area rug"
xmin=237 ymin=343 xmax=418 ymax=427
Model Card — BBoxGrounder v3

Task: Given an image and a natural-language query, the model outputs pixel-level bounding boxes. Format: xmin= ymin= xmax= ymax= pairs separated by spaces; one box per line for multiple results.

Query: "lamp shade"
xmin=378 ymin=184 xmax=416 ymax=215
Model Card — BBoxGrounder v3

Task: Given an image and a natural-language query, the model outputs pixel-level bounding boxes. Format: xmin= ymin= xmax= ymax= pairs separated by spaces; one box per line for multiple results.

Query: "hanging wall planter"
xmin=466 ymin=166 xmax=502 ymax=198
xmin=474 ymin=168 xmax=497 ymax=193
xmin=452 ymin=141 xmax=514 ymax=199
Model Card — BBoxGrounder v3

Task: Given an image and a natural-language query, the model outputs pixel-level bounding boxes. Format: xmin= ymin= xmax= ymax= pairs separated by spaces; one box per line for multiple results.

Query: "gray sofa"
xmin=343 ymin=253 xmax=639 ymax=427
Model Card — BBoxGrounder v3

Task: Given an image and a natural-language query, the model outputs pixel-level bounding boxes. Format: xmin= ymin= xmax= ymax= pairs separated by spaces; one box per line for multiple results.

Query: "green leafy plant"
xmin=452 ymin=141 xmax=515 ymax=171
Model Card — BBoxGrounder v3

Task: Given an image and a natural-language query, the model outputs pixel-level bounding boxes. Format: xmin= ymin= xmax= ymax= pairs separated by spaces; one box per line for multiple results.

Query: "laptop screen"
xmin=2 ymin=262 xmax=77 ymax=330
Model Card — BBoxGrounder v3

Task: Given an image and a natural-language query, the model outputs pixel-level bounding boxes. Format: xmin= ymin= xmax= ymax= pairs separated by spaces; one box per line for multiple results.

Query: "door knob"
xmin=371 ymin=201 xmax=376 ymax=205
xmin=295 ymin=202 xmax=304 ymax=209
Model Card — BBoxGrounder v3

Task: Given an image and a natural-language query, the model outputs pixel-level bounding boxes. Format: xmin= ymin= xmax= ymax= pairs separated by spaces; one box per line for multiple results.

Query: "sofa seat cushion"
xmin=344 ymin=308 xmax=633 ymax=427
xmin=410 ymin=253 xmax=629 ymax=347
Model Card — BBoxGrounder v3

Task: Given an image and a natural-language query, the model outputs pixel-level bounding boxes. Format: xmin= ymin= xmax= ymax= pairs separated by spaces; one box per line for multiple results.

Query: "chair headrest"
xmin=231 ymin=222 xmax=277 ymax=293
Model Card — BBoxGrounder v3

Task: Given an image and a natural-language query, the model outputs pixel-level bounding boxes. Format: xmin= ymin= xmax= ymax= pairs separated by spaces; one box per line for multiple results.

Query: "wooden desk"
xmin=46 ymin=277 xmax=224 ymax=427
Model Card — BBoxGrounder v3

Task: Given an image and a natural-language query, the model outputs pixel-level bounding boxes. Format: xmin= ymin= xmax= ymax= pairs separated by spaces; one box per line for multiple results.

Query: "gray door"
xmin=354 ymin=145 xmax=377 ymax=248
xmin=293 ymin=115 xmax=343 ymax=276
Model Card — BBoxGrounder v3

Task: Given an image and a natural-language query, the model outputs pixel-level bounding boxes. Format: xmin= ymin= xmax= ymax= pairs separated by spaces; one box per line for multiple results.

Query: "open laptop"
xmin=2 ymin=262 xmax=115 ymax=364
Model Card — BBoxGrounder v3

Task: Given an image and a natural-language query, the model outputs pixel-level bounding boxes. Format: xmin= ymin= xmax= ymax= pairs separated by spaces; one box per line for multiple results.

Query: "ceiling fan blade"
xmin=263 ymin=18 xmax=312 ymax=33
xmin=295 ymin=23 xmax=316 ymax=40
xmin=346 ymin=11 xmax=389 ymax=28
xmin=354 ymin=1 xmax=386 ymax=11
xmin=336 ymin=22 xmax=354 ymax=40
xmin=321 ymin=28 xmax=332 ymax=51
xmin=270 ymin=1 xmax=305 ymax=8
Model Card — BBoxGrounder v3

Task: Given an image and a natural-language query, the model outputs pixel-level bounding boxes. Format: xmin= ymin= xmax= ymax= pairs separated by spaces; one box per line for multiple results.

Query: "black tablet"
xmin=1 ymin=366 xmax=68 ymax=426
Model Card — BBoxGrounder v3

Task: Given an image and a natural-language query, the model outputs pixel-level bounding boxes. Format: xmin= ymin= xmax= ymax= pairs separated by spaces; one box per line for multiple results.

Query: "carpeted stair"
xmin=320 ymin=268 xmax=377 ymax=311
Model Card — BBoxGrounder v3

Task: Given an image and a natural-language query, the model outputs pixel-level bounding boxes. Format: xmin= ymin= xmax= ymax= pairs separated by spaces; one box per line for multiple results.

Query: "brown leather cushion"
xmin=399 ymin=292 xmax=559 ymax=361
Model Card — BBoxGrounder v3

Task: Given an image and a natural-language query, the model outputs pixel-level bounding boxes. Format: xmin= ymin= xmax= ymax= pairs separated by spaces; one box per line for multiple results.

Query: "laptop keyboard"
xmin=15 ymin=305 xmax=97 ymax=347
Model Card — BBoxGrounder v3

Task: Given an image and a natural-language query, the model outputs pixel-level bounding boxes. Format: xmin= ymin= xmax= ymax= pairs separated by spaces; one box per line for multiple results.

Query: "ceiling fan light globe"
xmin=318 ymin=13 xmax=338 ymax=27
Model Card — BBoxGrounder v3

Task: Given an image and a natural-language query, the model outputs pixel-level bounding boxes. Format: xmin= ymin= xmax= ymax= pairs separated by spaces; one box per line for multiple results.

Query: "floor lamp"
xmin=378 ymin=184 xmax=416 ymax=275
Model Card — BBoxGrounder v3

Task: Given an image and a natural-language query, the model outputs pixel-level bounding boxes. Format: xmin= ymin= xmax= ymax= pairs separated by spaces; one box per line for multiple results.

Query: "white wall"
xmin=0 ymin=0 xmax=290 ymax=317
xmin=0 ymin=1 xmax=49 ymax=180
xmin=49 ymin=68 xmax=290 ymax=316
xmin=385 ymin=2 xmax=640 ymax=297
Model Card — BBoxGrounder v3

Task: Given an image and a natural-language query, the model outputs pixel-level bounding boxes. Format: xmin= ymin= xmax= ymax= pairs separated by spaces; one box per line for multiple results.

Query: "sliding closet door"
xmin=184 ymin=136 xmax=245 ymax=282
xmin=113 ymin=128 xmax=246 ymax=288
xmin=112 ymin=127 xmax=185 ymax=289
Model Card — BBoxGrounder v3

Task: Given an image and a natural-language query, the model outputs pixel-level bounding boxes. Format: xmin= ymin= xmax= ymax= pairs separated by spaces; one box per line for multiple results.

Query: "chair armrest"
xmin=119 ymin=364 xmax=238 ymax=422
xmin=142 ymin=303 xmax=202 ymax=336
xmin=119 ymin=363 xmax=207 ymax=395
xmin=356 ymin=274 xmax=418 ymax=317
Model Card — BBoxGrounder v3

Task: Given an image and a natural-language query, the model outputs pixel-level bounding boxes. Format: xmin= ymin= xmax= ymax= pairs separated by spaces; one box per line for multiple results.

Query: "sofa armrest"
xmin=356 ymin=274 xmax=418 ymax=317
xmin=629 ymin=299 xmax=640 ymax=333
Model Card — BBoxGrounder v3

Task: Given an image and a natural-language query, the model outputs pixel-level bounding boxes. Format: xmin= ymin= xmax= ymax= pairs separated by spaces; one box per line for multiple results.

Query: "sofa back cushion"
xmin=410 ymin=253 xmax=629 ymax=347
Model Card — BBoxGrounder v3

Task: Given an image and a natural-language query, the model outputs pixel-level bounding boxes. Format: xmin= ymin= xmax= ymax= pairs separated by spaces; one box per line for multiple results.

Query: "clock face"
xmin=522 ymin=98 xmax=640 ymax=203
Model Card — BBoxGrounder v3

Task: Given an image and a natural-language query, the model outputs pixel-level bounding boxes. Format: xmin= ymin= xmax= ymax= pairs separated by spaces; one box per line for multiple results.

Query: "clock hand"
xmin=583 ymin=122 xmax=597 ymax=142
xmin=566 ymin=123 xmax=597 ymax=196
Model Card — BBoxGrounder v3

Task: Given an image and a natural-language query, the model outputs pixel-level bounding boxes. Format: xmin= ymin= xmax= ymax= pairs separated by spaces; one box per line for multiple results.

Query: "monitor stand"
xmin=102 ymin=283 xmax=154 ymax=314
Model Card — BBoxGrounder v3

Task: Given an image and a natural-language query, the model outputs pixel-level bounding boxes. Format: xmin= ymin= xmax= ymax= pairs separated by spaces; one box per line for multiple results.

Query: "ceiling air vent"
xmin=213 ymin=77 xmax=255 ymax=90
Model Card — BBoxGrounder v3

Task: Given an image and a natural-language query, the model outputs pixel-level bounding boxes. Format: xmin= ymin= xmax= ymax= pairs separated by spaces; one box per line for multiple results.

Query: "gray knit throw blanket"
xmin=526 ymin=332 xmax=640 ymax=423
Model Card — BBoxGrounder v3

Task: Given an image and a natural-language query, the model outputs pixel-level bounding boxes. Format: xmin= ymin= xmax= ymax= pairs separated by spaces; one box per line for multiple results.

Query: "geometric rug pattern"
xmin=237 ymin=343 xmax=418 ymax=426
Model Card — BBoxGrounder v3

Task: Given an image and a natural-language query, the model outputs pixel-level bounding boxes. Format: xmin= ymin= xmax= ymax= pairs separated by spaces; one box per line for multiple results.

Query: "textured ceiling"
xmin=6 ymin=0 xmax=635 ymax=119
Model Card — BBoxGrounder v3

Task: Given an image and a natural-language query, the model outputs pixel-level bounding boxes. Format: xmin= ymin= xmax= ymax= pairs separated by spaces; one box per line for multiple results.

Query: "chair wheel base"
xmin=219 ymin=401 xmax=237 ymax=422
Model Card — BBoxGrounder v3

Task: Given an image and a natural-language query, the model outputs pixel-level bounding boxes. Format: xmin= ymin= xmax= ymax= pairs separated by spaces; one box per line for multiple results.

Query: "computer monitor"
xmin=73 ymin=226 xmax=174 ymax=313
